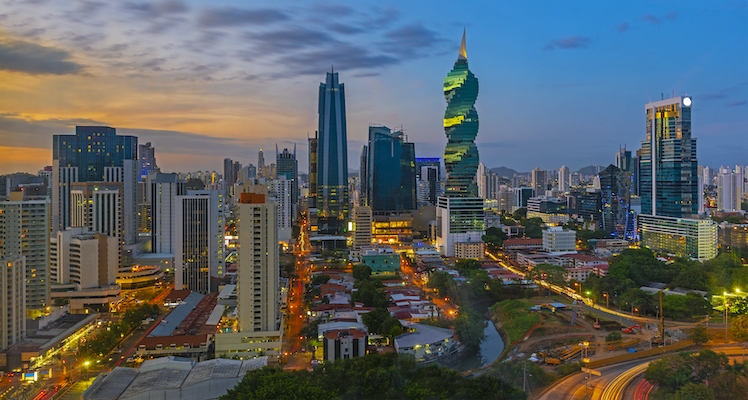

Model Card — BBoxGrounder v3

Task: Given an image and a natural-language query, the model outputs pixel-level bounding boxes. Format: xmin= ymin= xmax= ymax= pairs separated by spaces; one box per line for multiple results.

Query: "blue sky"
xmin=0 ymin=0 xmax=746 ymax=174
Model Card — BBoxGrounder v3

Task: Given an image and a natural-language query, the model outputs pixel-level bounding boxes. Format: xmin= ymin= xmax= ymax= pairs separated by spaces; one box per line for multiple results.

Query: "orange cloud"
xmin=0 ymin=146 xmax=51 ymax=174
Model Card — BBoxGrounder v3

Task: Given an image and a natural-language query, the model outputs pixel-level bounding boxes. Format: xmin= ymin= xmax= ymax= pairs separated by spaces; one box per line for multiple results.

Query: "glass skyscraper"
xmin=316 ymin=70 xmax=349 ymax=232
xmin=276 ymin=144 xmax=298 ymax=209
xmin=444 ymin=31 xmax=479 ymax=197
xmin=640 ymin=96 xmax=697 ymax=218
xmin=53 ymin=126 xmax=138 ymax=244
xmin=362 ymin=126 xmax=416 ymax=212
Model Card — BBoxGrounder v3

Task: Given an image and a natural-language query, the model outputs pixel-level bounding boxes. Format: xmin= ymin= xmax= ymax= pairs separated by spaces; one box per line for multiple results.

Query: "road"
xmin=283 ymin=219 xmax=314 ymax=370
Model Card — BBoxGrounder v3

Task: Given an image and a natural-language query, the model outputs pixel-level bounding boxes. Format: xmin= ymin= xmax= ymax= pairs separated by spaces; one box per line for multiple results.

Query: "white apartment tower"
xmin=70 ymin=182 xmax=123 ymax=269
xmin=717 ymin=167 xmax=744 ymax=211
xmin=149 ymin=173 xmax=186 ymax=254
xmin=237 ymin=192 xmax=280 ymax=333
xmin=270 ymin=177 xmax=293 ymax=243
xmin=352 ymin=206 xmax=373 ymax=259
xmin=559 ymin=166 xmax=569 ymax=193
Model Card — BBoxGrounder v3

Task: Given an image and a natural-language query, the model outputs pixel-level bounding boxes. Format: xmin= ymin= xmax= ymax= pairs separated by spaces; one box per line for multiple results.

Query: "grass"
xmin=491 ymin=299 xmax=542 ymax=344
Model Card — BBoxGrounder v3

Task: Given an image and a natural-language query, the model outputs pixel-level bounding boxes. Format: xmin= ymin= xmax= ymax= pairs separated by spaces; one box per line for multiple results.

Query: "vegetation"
xmin=80 ymin=303 xmax=160 ymax=358
xmin=605 ymin=331 xmax=622 ymax=343
xmin=490 ymin=300 xmax=540 ymax=344
xmin=483 ymin=227 xmax=508 ymax=252
xmin=690 ymin=324 xmax=709 ymax=344
xmin=221 ymin=353 xmax=527 ymax=400
xmin=352 ymin=265 xmax=372 ymax=281
xmin=730 ymin=314 xmax=748 ymax=340
xmin=643 ymin=351 xmax=747 ymax=400
xmin=488 ymin=361 xmax=554 ymax=392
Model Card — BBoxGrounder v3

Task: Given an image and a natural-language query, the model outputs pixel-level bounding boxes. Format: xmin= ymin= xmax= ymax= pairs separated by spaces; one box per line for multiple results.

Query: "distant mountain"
xmin=575 ymin=165 xmax=606 ymax=175
xmin=490 ymin=166 xmax=520 ymax=178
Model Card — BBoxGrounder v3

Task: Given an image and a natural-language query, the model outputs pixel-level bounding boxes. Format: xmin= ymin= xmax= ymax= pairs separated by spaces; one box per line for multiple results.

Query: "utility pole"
xmin=522 ymin=362 xmax=527 ymax=392
xmin=659 ymin=290 xmax=664 ymax=344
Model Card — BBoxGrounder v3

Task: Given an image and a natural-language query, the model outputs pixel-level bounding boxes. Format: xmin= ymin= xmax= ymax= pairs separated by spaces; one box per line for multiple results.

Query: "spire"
xmin=458 ymin=28 xmax=467 ymax=61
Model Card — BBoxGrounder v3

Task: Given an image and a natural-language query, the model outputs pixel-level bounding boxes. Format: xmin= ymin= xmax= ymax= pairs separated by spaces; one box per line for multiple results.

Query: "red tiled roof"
xmin=324 ymin=329 xmax=367 ymax=340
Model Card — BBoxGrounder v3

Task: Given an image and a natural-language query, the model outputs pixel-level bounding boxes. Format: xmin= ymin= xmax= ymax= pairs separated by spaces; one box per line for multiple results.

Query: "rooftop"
xmin=394 ymin=322 xmax=454 ymax=349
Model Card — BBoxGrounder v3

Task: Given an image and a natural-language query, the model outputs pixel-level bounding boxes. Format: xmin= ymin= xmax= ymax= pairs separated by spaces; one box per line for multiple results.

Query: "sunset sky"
xmin=1 ymin=0 xmax=746 ymax=175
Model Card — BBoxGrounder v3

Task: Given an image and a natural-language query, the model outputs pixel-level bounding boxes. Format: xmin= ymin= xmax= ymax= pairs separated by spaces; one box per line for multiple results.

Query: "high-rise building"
xmin=640 ymin=96 xmax=697 ymax=218
xmin=70 ymin=181 xmax=123 ymax=269
xmin=308 ymin=133 xmax=318 ymax=209
xmin=258 ymin=150 xmax=265 ymax=173
xmin=416 ymin=158 xmax=441 ymax=206
xmin=598 ymin=165 xmax=633 ymax=238
xmin=52 ymin=126 xmax=138 ymax=245
xmin=362 ymin=125 xmax=416 ymax=212
xmin=531 ymin=168 xmax=547 ymax=196
xmin=569 ymin=188 xmax=603 ymax=229
xmin=0 ymin=257 xmax=25 ymax=351
xmin=174 ymin=189 xmax=225 ymax=293
xmin=149 ymin=173 xmax=186 ymax=255
xmin=477 ymin=163 xmax=489 ymax=199
xmin=717 ymin=166 xmax=743 ymax=211
xmin=138 ymin=142 xmax=159 ymax=182
xmin=513 ymin=187 xmax=534 ymax=210
xmin=436 ymin=31 xmax=484 ymax=256
xmin=615 ymin=146 xmax=639 ymax=196
xmin=527 ymin=195 xmax=569 ymax=224
xmin=276 ymin=145 xmax=298 ymax=213
xmin=558 ymin=166 xmax=569 ymax=193
xmin=0 ymin=192 xmax=50 ymax=311
xmin=639 ymin=215 xmax=717 ymax=260
xmin=497 ymin=186 xmax=514 ymax=212
xmin=351 ymin=206 xmax=373 ymax=259
xmin=237 ymin=192 xmax=279 ymax=332
xmin=270 ymin=177 xmax=293 ymax=243
xmin=444 ymin=32 xmax=479 ymax=198
xmin=316 ymin=70 xmax=349 ymax=232
xmin=224 ymin=158 xmax=235 ymax=187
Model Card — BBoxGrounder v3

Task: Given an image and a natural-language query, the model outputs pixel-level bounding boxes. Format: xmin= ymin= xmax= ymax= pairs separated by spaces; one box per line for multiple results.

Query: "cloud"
xmin=0 ymin=37 xmax=84 ymax=75
xmin=381 ymin=24 xmax=445 ymax=57
xmin=543 ymin=35 xmax=591 ymax=51
xmin=196 ymin=7 xmax=289 ymax=27
xmin=275 ymin=44 xmax=399 ymax=77
xmin=641 ymin=12 xmax=677 ymax=25
xmin=617 ymin=22 xmax=629 ymax=33
xmin=325 ymin=22 xmax=364 ymax=35
xmin=124 ymin=1 xmax=188 ymax=18
xmin=312 ymin=2 xmax=354 ymax=16
xmin=726 ymin=100 xmax=747 ymax=107
xmin=699 ymin=93 xmax=727 ymax=100
xmin=247 ymin=27 xmax=341 ymax=54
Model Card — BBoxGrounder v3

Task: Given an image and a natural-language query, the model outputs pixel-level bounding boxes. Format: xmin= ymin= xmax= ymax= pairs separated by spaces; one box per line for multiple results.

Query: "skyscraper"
xmin=0 ymin=257 xmax=25 ymax=350
xmin=258 ymin=150 xmax=265 ymax=173
xmin=436 ymin=31 xmax=485 ymax=257
xmin=224 ymin=158 xmax=235 ymax=187
xmin=640 ymin=96 xmax=697 ymax=217
xmin=531 ymin=168 xmax=547 ymax=196
xmin=138 ymin=142 xmax=159 ymax=182
xmin=316 ymin=69 xmax=349 ymax=232
xmin=175 ymin=189 xmax=225 ymax=293
xmin=52 ymin=126 xmax=138 ymax=244
xmin=717 ymin=167 xmax=743 ymax=211
xmin=149 ymin=173 xmax=186 ymax=254
xmin=308 ymin=133 xmax=318 ymax=209
xmin=598 ymin=165 xmax=632 ymax=237
xmin=0 ymin=192 xmax=50 ymax=311
xmin=362 ymin=125 xmax=416 ymax=212
xmin=558 ymin=166 xmax=569 ymax=193
xmin=444 ymin=31 xmax=479 ymax=197
xmin=416 ymin=158 xmax=441 ymax=206
xmin=276 ymin=144 xmax=299 ymax=211
xmin=70 ymin=181 xmax=123 ymax=270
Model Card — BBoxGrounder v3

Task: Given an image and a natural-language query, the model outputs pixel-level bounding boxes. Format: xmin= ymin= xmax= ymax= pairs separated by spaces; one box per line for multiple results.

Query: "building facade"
xmin=542 ymin=226 xmax=576 ymax=253
xmin=138 ymin=142 xmax=159 ymax=182
xmin=150 ymin=173 xmax=186 ymax=254
xmin=351 ymin=206 xmax=373 ymax=259
xmin=0 ymin=193 xmax=50 ymax=311
xmin=1 ymin=257 xmax=25 ymax=351
xmin=598 ymin=165 xmax=633 ymax=238
xmin=363 ymin=126 xmax=416 ymax=212
xmin=52 ymin=126 xmax=137 ymax=245
xmin=640 ymin=96 xmax=697 ymax=218
xmin=276 ymin=145 xmax=299 ymax=213
xmin=639 ymin=214 xmax=717 ymax=260
xmin=316 ymin=70 xmax=349 ymax=233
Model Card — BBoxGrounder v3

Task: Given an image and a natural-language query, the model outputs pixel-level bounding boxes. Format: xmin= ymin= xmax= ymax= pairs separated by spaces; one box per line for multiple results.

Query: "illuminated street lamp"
xmin=602 ymin=292 xmax=609 ymax=309
xmin=724 ymin=292 xmax=729 ymax=343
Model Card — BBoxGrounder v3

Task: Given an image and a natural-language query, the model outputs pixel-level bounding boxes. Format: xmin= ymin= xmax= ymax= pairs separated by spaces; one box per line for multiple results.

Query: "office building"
xmin=258 ymin=150 xmax=265 ymax=173
xmin=639 ymin=214 xmax=717 ymax=260
xmin=497 ymin=185 xmax=514 ymax=212
xmin=52 ymin=126 xmax=137 ymax=245
xmin=49 ymin=227 xmax=120 ymax=310
xmin=323 ymin=329 xmax=368 ymax=362
xmin=598 ymin=165 xmax=633 ymax=237
xmin=174 ymin=189 xmax=225 ymax=293
xmin=0 ymin=192 xmax=50 ymax=311
xmin=443 ymin=31 xmax=479 ymax=198
xmin=138 ymin=142 xmax=159 ymax=182
xmin=351 ymin=206 xmax=373 ymax=259
xmin=615 ymin=145 xmax=639 ymax=196
xmin=513 ymin=187 xmax=534 ymax=210
xmin=316 ymin=70 xmax=349 ymax=233
xmin=1 ymin=257 xmax=25 ymax=351
xmin=223 ymin=158 xmax=236 ymax=187
xmin=527 ymin=195 xmax=569 ymax=224
xmin=542 ymin=226 xmax=576 ymax=254
xmin=640 ymin=96 xmax=697 ymax=218
xmin=568 ymin=188 xmax=603 ymax=230
xmin=70 ymin=181 xmax=123 ymax=270
xmin=531 ymin=168 xmax=548 ymax=196
xmin=362 ymin=125 xmax=416 ymax=212
xmin=717 ymin=166 xmax=743 ymax=211
xmin=308 ymin=133 xmax=319 ymax=210
xmin=276 ymin=145 xmax=298 ymax=213
xmin=150 ymin=173 xmax=186 ymax=254
xmin=558 ymin=166 xmax=569 ymax=193
xmin=436 ymin=197 xmax=484 ymax=257
xmin=416 ymin=157 xmax=441 ymax=206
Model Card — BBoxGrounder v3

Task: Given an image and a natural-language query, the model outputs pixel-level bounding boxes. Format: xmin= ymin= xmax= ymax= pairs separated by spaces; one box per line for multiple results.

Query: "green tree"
xmin=221 ymin=367 xmax=331 ymax=400
xmin=352 ymin=265 xmax=372 ymax=281
xmin=482 ymin=227 xmax=508 ymax=252
xmin=673 ymin=383 xmax=715 ymax=400
xmin=527 ymin=263 xmax=566 ymax=288
xmin=512 ymin=208 xmax=527 ymax=220
xmin=453 ymin=307 xmax=486 ymax=349
xmin=605 ymin=331 xmax=622 ymax=343
xmin=310 ymin=274 xmax=330 ymax=287
xmin=730 ymin=314 xmax=748 ymax=340
xmin=691 ymin=350 xmax=729 ymax=383
xmin=690 ymin=324 xmax=709 ymax=344
xmin=427 ymin=271 xmax=456 ymax=298
xmin=454 ymin=259 xmax=481 ymax=273
xmin=643 ymin=353 xmax=695 ymax=393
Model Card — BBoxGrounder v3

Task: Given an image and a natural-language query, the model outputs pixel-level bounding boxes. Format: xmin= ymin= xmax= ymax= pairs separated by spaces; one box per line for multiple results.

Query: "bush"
xmin=605 ymin=331 xmax=622 ymax=342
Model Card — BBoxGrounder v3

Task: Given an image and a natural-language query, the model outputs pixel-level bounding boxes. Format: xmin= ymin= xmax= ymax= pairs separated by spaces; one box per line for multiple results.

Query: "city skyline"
xmin=1 ymin=0 xmax=746 ymax=175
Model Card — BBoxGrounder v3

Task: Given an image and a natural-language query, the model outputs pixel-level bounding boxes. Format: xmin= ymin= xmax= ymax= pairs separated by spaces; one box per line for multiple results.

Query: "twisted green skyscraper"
xmin=444 ymin=30 xmax=479 ymax=197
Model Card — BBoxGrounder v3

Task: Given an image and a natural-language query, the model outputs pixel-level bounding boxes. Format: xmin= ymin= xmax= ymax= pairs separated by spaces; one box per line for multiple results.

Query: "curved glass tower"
xmin=444 ymin=30 xmax=479 ymax=197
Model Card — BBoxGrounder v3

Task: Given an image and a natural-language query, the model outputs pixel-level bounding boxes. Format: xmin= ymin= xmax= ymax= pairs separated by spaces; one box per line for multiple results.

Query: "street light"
xmin=724 ymin=292 xmax=729 ymax=344
xmin=602 ymin=292 xmax=609 ymax=309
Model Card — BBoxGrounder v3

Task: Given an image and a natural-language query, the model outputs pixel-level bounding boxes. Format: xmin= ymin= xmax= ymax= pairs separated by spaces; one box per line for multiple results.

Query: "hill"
xmin=490 ymin=166 xmax=521 ymax=178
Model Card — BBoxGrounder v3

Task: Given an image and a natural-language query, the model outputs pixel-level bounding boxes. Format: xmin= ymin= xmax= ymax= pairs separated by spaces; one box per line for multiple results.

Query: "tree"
xmin=512 ymin=208 xmax=527 ymax=220
xmin=352 ymin=265 xmax=372 ymax=281
xmin=730 ymin=314 xmax=748 ymax=340
xmin=605 ymin=331 xmax=622 ymax=343
xmin=527 ymin=263 xmax=566 ymax=288
xmin=221 ymin=367 xmax=331 ymax=400
xmin=482 ymin=227 xmax=508 ymax=252
xmin=310 ymin=274 xmax=330 ymax=287
xmin=690 ymin=324 xmax=709 ymax=344
xmin=674 ymin=383 xmax=715 ymax=400
xmin=691 ymin=350 xmax=729 ymax=383
xmin=427 ymin=271 xmax=456 ymax=297
xmin=453 ymin=307 xmax=485 ymax=349
xmin=454 ymin=259 xmax=481 ymax=273
xmin=643 ymin=353 xmax=694 ymax=393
